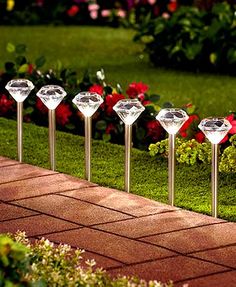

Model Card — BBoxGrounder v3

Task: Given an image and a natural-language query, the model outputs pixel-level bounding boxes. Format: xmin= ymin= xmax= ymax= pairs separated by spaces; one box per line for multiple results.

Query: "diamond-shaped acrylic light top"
xmin=72 ymin=92 xmax=104 ymax=117
xmin=36 ymin=85 xmax=66 ymax=110
xmin=156 ymin=108 xmax=189 ymax=135
xmin=113 ymin=99 xmax=145 ymax=125
xmin=198 ymin=117 xmax=232 ymax=144
xmin=5 ymin=79 xmax=34 ymax=102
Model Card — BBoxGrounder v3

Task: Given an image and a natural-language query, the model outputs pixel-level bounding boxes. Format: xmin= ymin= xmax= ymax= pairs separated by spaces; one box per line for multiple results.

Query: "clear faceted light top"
xmin=36 ymin=85 xmax=67 ymax=110
xmin=5 ymin=79 xmax=34 ymax=102
xmin=113 ymin=99 xmax=145 ymax=125
xmin=198 ymin=117 xmax=232 ymax=144
xmin=156 ymin=108 xmax=189 ymax=134
xmin=72 ymin=92 xmax=104 ymax=117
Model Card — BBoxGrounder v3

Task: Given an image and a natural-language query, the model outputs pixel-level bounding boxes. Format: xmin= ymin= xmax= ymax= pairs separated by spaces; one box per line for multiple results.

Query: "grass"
xmin=0 ymin=117 xmax=235 ymax=222
xmin=1 ymin=26 xmax=236 ymax=117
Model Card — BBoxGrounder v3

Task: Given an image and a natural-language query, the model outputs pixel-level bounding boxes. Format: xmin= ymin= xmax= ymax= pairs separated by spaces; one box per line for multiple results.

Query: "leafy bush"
xmin=134 ymin=2 xmax=236 ymax=74
xmin=0 ymin=232 xmax=174 ymax=287
xmin=149 ymin=135 xmax=236 ymax=173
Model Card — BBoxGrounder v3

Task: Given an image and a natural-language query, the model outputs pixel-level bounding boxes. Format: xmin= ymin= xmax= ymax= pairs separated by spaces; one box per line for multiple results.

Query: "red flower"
xmin=105 ymin=93 xmax=125 ymax=115
xmin=27 ymin=64 xmax=34 ymax=74
xmin=36 ymin=98 xmax=47 ymax=114
xmin=179 ymin=114 xmax=199 ymax=138
xmin=106 ymin=123 xmax=115 ymax=134
xmin=220 ymin=114 xmax=236 ymax=143
xmin=67 ymin=5 xmax=79 ymax=17
xmin=195 ymin=131 xmax=205 ymax=143
xmin=146 ymin=120 xmax=164 ymax=141
xmin=89 ymin=84 xmax=103 ymax=95
xmin=0 ymin=94 xmax=14 ymax=116
xmin=143 ymin=100 xmax=151 ymax=106
xmin=56 ymin=103 xmax=72 ymax=126
xmin=126 ymin=82 xmax=149 ymax=98
xmin=168 ymin=0 xmax=177 ymax=13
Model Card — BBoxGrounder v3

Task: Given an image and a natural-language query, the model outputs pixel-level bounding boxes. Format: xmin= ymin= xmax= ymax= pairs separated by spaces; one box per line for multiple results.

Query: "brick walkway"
xmin=0 ymin=156 xmax=235 ymax=286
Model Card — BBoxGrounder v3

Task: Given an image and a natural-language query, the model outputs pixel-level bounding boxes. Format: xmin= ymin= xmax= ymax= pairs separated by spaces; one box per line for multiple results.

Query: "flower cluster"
xmin=0 ymin=0 xmax=179 ymax=26
xmin=1 ymin=42 xmax=236 ymax=153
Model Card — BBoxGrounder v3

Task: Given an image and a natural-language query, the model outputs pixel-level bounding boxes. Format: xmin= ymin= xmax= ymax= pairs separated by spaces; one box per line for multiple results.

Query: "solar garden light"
xmin=156 ymin=108 xmax=189 ymax=206
xmin=113 ymin=99 xmax=145 ymax=193
xmin=36 ymin=85 xmax=67 ymax=171
xmin=72 ymin=92 xmax=104 ymax=181
xmin=198 ymin=117 xmax=232 ymax=218
xmin=5 ymin=79 xmax=34 ymax=163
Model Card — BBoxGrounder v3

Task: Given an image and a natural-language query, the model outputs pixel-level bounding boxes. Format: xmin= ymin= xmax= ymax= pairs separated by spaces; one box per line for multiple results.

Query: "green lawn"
xmin=1 ymin=26 xmax=236 ymax=117
xmin=0 ymin=117 xmax=235 ymax=222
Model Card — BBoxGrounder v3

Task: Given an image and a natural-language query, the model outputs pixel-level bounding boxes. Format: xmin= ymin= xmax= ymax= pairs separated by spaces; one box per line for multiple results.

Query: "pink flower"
xmin=117 ymin=10 xmax=126 ymax=18
xmin=56 ymin=103 xmax=72 ymax=126
xmin=105 ymin=93 xmax=125 ymax=115
xmin=0 ymin=94 xmax=14 ymax=116
xmin=101 ymin=9 xmax=111 ymax=17
xmin=88 ymin=3 xmax=99 ymax=11
xmin=67 ymin=5 xmax=79 ymax=17
xmin=126 ymin=82 xmax=149 ymax=98
xmin=90 ymin=10 xmax=98 ymax=19
xmin=89 ymin=84 xmax=103 ymax=95
xmin=162 ymin=12 xmax=170 ymax=19
xmin=148 ymin=0 xmax=156 ymax=4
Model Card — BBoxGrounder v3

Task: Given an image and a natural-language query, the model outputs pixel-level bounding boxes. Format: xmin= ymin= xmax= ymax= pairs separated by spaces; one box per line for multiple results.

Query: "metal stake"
xmin=211 ymin=143 xmax=219 ymax=218
xmin=85 ymin=116 xmax=92 ymax=181
xmin=125 ymin=124 xmax=132 ymax=192
xmin=17 ymin=102 xmax=23 ymax=163
xmin=168 ymin=133 xmax=175 ymax=206
xmin=48 ymin=109 xmax=56 ymax=171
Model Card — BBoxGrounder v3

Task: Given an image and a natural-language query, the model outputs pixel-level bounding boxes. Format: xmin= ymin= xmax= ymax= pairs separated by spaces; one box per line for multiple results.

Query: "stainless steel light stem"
xmin=48 ymin=109 xmax=56 ymax=171
xmin=85 ymin=116 xmax=92 ymax=181
xmin=125 ymin=124 xmax=132 ymax=193
xmin=168 ymin=133 xmax=176 ymax=206
xmin=211 ymin=143 xmax=219 ymax=218
xmin=17 ymin=102 xmax=23 ymax=163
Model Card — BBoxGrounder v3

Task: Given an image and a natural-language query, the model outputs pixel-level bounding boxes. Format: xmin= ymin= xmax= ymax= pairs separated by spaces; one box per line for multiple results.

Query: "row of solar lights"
xmin=5 ymin=79 xmax=232 ymax=218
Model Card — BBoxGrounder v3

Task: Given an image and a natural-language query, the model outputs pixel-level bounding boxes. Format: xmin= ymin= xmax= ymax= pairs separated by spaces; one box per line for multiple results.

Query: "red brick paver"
xmin=0 ymin=156 xmax=235 ymax=286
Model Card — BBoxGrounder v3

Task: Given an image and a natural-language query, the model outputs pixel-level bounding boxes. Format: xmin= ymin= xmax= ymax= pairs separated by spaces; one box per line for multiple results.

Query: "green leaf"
xmin=65 ymin=123 xmax=75 ymax=130
xmin=35 ymin=56 xmax=46 ymax=68
xmin=102 ymin=133 xmax=111 ymax=142
xmin=210 ymin=53 xmax=217 ymax=64
xmin=15 ymin=44 xmax=26 ymax=54
xmin=136 ymin=127 xmax=145 ymax=141
xmin=6 ymin=42 xmax=15 ymax=53
xmin=149 ymin=94 xmax=160 ymax=103
xmin=95 ymin=120 xmax=107 ymax=131
xmin=15 ymin=56 xmax=27 ymax=66
xmin=23 ymin=107 xmax=34 ymax=115
xmin=18 ymin=64 xmax=29 ymax=74
xmin=162 ymin=102 xmax=173 ymax=108
xmin=5 ymin=62 xmax=15 ymax=72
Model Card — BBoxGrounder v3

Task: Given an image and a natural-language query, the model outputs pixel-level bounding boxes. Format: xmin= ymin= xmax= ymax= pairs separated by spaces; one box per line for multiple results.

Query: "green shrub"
xmin=0 ymin=234 xmax=30 ymax=286
xmin=0 ymin=232 xmax=174 ymax=287
xmin=150 ymin=136 xmax=236 ymax=173
xmin=134 ymin=2 xmax=236 ymax=74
